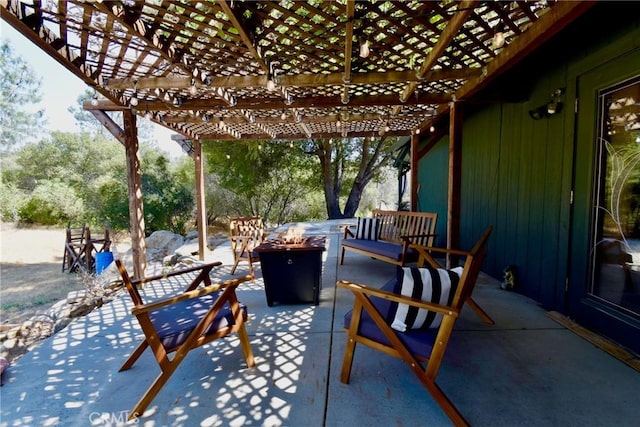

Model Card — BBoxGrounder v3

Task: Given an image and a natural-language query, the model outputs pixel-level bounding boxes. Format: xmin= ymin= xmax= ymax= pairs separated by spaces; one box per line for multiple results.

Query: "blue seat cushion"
xmin=341 ymin=239 xmax=418 ymax=262
xmin=343 ymin=279 xmax=437 ymax=359
xmin=149 ymin=291 xmax=247 ymax=350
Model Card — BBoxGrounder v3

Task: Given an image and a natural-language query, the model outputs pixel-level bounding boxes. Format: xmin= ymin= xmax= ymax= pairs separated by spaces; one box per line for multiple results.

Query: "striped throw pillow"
xmin=390 ymin=266 xmax=463 ymax=331
xmin=356 ymin=217 xmax=379 ymax=240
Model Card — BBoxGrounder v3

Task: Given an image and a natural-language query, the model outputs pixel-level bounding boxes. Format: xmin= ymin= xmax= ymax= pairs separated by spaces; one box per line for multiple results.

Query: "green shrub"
xmin=18 ymin=181 xmax=85 ymax=225
xmin=0 ymin=182 xmax=26 ymax=222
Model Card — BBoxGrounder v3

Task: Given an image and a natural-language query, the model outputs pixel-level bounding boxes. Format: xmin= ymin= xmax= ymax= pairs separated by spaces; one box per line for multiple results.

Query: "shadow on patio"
xmin=1 ymin=221 xmax=638 ymax=426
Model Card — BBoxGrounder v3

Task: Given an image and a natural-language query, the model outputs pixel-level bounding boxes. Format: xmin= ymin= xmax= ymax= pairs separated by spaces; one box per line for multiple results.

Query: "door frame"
xmin=568 ymin=49 xmax=640 ymax=354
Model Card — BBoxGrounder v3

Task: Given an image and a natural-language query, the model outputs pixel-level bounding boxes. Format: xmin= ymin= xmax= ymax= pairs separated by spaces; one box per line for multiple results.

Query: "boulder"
xmin=145 ymin=230 xmax=185 ymax=262
xmin=185 ymin=230 xmax=199 ymax=241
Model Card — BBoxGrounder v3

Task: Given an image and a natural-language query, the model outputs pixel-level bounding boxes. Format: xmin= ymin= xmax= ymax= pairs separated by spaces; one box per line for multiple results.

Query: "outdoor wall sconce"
xmin=529 ymin=88 xmax=565 ymax=120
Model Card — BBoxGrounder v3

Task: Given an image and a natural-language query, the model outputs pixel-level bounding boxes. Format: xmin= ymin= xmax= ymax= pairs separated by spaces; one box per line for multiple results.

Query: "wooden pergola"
xmin=1 ymin=0 xmax=595 ymax=277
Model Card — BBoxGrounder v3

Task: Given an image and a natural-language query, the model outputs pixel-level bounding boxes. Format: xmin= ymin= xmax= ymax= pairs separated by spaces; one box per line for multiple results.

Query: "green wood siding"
xmin=417 ymin=5 xmax=640 ymax=310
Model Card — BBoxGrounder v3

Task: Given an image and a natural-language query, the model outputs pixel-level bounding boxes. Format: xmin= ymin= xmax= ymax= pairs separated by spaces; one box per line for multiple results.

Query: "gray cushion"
xmin=149 ymin=292 xmax=247 ymax=350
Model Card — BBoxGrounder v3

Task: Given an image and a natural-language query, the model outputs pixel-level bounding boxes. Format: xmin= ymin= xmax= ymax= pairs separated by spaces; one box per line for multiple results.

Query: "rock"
xmin=163 ymin=253 xmax=181 ymax=265
xmin=174 ymin=241 xmax=200 ymax=257
xmin=69 ymin=300 xmax=98 ymax=318
xmin=53 ymin=318 xmax=72 ymax=334
xmin=207 ymin=232 xmax=228 ymax=250
xmin=185 ymin=230 xmax=199 ymax=240
xmin=47 ymin=299 xmax=72 ymax=321
xmin=67 ymin=290 xmax=88 ymax=304
xmin=145 ymin=230 xmax=185 ymax=262
xmin=0 ymin=357 xmax=9 ymax=383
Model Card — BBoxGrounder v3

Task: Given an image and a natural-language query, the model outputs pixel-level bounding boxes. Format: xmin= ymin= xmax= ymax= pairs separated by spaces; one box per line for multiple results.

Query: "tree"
xmin=0 ymin=40 xmax=45 ymax=152
xmin=138 ymin=146 xmax=195 ymax=235
xmin=303 ymin=136 xmax=397 ymax=218
xmin=203 ymin=136 xmax=397 ymax=222
xmin=203 ymin=139 xmax=319 ymax=225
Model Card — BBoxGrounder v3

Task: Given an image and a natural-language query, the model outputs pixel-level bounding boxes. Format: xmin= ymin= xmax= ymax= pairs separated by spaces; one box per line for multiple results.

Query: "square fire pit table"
xmin=254 ymin=236 xmax=326 ymax=306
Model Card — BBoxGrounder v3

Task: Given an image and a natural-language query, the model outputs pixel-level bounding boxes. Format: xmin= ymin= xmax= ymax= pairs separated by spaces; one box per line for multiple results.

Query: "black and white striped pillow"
xmin=390 ymin=266 xmax=463 ymax=331
xmin=356 ymin=217 xmax=379 ymax=240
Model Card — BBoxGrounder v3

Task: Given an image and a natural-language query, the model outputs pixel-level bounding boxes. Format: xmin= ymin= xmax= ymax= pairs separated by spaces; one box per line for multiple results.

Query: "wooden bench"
xmin=340 ymin=210 xmax=437 ymax=267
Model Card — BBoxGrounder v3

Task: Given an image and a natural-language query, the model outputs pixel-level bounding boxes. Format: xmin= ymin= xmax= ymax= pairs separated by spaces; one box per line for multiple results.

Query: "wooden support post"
xmin=447 ymin=102 xmax=462 ymax=267
xmin=122 ymin=110 xmax=147 ymax=279
xmin=194 ymin=139 xmax=207 ymax=261
xmin=410 ymin=133 xmax=419 ymax=212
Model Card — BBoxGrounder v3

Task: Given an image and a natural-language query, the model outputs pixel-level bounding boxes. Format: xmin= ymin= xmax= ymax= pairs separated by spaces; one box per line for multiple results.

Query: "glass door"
xmin=569 ymin=49 xmax=640 ymax=355
xmin=590 ymin=76 xmax=640 ymax=316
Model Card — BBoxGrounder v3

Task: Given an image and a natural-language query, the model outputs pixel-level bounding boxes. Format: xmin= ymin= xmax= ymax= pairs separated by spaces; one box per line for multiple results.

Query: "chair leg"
xmin=230 ymin=260 xmax=239 ymax=275
xmin=466 ymin=297 xmax=494 ymax=325
xmin=340 ymin=335 xmax=357 ymax=383
xmin=128 ymin=368 xmax=175 ymax=421
xmin=237 ymin=324 xmax=255 ymax=368
xmin=339 ymin=247 xmax=346 ymax=265
xmin=421 ymin=377 xmax=470 ymax=427
xmin=341 ymin=299 xmax=363 ymax=383
xmin=120 ymin=341 xmax=149 ymax=372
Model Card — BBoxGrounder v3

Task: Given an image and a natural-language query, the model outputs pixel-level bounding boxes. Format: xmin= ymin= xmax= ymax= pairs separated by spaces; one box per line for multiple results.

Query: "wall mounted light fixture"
xmin=529 ymin=88 xmax=565 ymax=120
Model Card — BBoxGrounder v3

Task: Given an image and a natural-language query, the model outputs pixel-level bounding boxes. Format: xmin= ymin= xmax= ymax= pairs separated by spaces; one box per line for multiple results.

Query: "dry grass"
xmin=0 ymin=223 xmax=128 ymax=326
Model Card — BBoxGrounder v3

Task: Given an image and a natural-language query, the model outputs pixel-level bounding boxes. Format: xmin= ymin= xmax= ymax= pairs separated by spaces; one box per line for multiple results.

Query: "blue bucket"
xmin=95 ymin=251 xmax=114 ymax=274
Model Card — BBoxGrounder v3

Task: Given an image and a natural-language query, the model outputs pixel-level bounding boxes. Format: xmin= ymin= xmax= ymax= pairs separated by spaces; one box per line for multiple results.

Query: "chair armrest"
xmin=132 ymin=274 xmax=252 ymax=315
xmin=337 ymin=280 xmax=459 ymax=318
xmin=130 ymin=261 xmax=222 ymax=287
xmin=400 ymin=233 xmax=437 ymax=241
xmin=408 ymin=244 xmax=471 ymax=257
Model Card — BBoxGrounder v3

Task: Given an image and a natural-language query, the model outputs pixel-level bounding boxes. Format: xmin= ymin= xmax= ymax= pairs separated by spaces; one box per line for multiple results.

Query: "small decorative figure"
xmin=501 ymin=265 xmax=517 ymax=290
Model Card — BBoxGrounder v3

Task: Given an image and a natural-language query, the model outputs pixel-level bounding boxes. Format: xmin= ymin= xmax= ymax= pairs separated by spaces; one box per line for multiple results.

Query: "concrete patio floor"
xmin=1 ymin=220 xmax=639 ymax=426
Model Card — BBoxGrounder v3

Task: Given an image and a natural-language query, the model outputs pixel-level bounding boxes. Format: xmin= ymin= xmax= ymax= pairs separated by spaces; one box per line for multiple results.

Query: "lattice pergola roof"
xmin=1 ymin=0 xmax=594 ymax=143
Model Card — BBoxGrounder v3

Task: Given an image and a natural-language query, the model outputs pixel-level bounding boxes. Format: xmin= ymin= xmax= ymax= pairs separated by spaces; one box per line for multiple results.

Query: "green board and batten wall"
xmin=417 ymin=4 xmax=640 ymax=312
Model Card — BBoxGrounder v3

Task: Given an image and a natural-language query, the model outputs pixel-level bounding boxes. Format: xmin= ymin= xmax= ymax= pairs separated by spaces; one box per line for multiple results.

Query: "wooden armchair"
xmin=338 ymin=226 xmax=493 ymax=426
xmin=229 ymin=216 xmax=267 ymax=277
xmin=62 ymin=222 xmax=87 ymax=272
xmin=115 ymin=259 xmax=255 ymax=420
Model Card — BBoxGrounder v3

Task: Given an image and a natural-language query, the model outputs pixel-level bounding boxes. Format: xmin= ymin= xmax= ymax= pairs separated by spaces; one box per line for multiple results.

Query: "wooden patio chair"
xmin=62 ymin=222 xmax=87 ymax=272
xmin=115 ymin=259 xmax=256 ymax=420
xmin=338 ymin=226 xmax=493 ymax=426
xmin=229 ymin=216 xmax=267 ymax=277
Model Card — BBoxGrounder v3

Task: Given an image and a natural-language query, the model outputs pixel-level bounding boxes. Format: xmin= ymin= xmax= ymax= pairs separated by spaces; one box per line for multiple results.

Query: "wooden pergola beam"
xmin=104 ymin=68 xmax=482 ymax=91
xmin=84 ymin=93 xmax=452 ymax=112
xmin=88 ymin=110 xmax=127 ymax=144
xmin=410 ymin=133 xmax=419 ymax=211
xmin=160 ymin=112 xmax=428 ymax=125
xmin=193 ymin=139 xmax=207 ymax=261
xmin=218 ymin=0 xmax=268 ymax=74
xmin=197 ymin=129 xmax=410 ymax=141
xmin=122 ymin=110 xmax=147 ymax=279
xmin=343 ymin=0 xmax=356 ymax=86
xmin=400 ymin=0 xmax=479 ymax=103
xmin=87 ymin=109 xmax=146 ymax=277
xmin=447 ymin=102 xmax=463 ymax=264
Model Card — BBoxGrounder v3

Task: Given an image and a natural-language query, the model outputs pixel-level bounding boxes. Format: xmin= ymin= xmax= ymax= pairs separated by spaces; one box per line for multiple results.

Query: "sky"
xmin=1 ymin=22 xmax=185 ymax=159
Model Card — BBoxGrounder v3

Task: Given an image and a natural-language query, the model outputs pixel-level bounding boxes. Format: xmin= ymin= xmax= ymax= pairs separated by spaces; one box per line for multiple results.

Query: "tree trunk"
xmin=313 ymin=136 xmax=394 ymax=220
xmin=342 ymin=182 xmax=364 ymax=217
xmin=318 ymin=140 xmax=344 ymax=219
